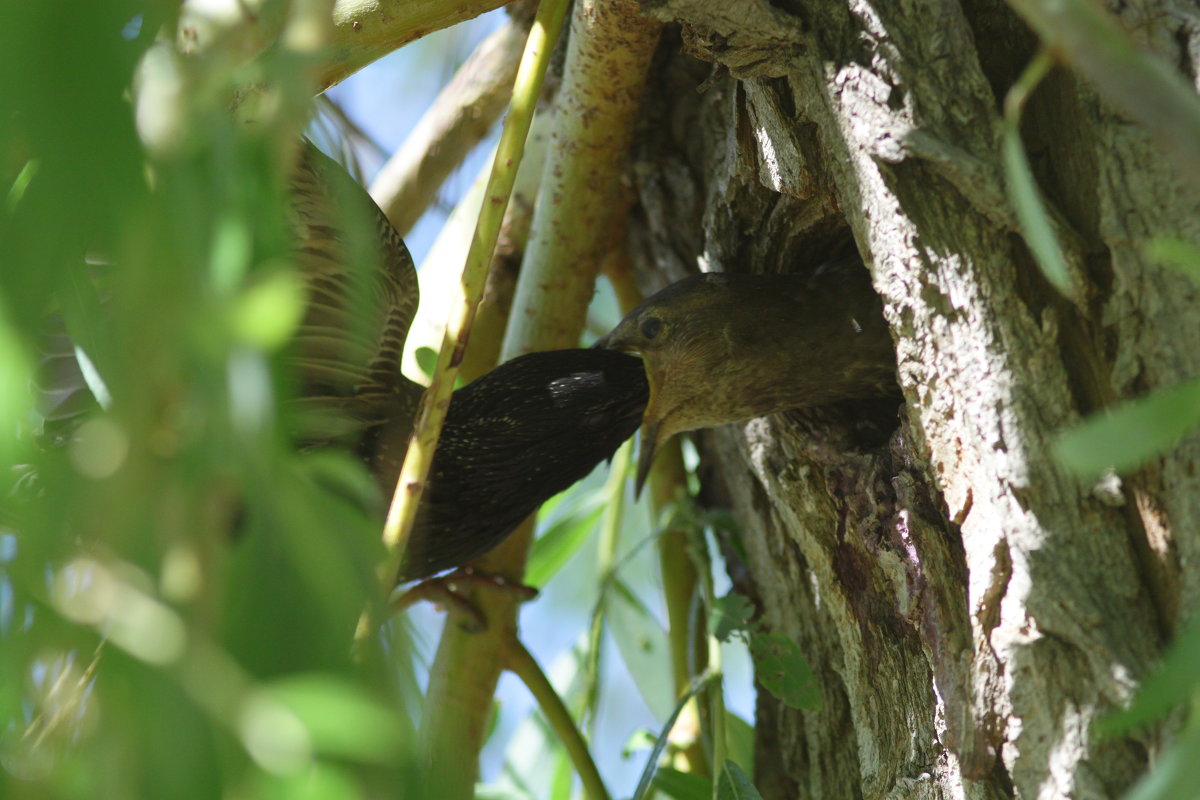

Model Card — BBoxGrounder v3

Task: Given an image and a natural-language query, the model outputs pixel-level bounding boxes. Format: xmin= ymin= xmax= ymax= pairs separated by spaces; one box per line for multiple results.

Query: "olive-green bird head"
xmin=595 ymin=268 xmax=897 ymax=493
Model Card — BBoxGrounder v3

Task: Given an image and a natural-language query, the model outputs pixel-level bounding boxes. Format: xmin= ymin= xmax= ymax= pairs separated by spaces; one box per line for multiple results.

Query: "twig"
xmin=320 ymin=0 xmax=515 ymax=90
xmin=370 ymin=20 xmax=528 ymax=236
xmin=375 ymin=0 xmax=568 ymax=598
xmin=503 ymin=636 xmax=612 ymax=800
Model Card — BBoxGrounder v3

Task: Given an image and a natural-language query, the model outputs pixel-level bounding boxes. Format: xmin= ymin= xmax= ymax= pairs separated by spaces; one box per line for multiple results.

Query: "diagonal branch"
xmin=370 ymin=19 xmax=528 ymax=236
xmin=320 ymin=0 xmax=515 ymax=90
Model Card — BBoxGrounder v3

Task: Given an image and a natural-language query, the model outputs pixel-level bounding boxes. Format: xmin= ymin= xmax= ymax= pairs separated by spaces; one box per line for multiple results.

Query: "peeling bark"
xmin=627 ymin=1 xmax=1200 ymax=798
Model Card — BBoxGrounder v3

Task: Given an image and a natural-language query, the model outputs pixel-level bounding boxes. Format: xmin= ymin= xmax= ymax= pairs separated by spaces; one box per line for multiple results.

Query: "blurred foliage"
xmin=1054 ymin=239 xmax=1200 ymax=479
xmin=1001 ymin=35 xmax=1200 ymax=800
xmin=0 ymin=1 xmax=421 ymax=797
xmin=0 ymin=3 xmax=759 ymax=800
xmin=1098 ymin=611 xmax=1200 ymax=800
xmin=711 ymin=591 xmax=820 ymax=713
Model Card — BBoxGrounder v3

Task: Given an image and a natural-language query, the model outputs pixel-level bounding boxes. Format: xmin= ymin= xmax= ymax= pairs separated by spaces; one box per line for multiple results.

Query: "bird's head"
xmin=593 ymin=274 xmax=738 ymax=492
xmin=596 ymin=263 xmax=897 ymax=496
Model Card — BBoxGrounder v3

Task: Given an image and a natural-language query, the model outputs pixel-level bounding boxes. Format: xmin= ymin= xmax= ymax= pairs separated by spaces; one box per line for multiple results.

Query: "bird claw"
xmin=391 ymin=569 xmax=539 ymax=632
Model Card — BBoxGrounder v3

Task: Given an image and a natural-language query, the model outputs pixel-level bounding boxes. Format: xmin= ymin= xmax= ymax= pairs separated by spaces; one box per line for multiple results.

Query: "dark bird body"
xmin=291 ymin=147 xmax=650 ymax=578
xmin=398 ymin=349 xmax=648 ymax=580
xmin=35 ymin=141 xmax=648 ymax=583
xmin=594 ymin=261 xmax=897 ymax=487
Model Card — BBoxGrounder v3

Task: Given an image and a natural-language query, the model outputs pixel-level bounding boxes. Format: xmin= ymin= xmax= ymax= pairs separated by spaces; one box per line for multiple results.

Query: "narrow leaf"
xmin=1055 ymin=379 xmax=1200 ymax=476
xmin=716 ymin=760 xmax=764 ymax=800
xmin=1002 ymin=128 xmax=1072 ymax=295
xmin=1098 ymin=613 xmax=1200 ymax=735
xmin=630 ymin=672 xmax=718 ymax=800
xmin=653 ymin=766 xmax=712 ymax=800
xmin=526 ymin=491 xmax=606 ymax=586
xmin=724 ymin=712 xmax=755 ymax=773
xmin=750 ymin=633 xmax=821 ymax=711
xmin=607 ymin=579 xmax=674 ymax=721
xmin=1122 ymin=718 xmax=1200 ymax=800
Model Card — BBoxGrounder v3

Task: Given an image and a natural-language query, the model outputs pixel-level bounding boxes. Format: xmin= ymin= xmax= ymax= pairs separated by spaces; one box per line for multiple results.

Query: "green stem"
xmin=504 ymin=636 xmax=612 ymax=800
xmin=375 ymin=0 xmax=569 ymax=603
xmin=607 ymin=256 xmax=709 ymax=775
xmin=694 ymin=529 xmax=726 ymax=784
xmin=581 ymin=439 xmax=632 ymax=731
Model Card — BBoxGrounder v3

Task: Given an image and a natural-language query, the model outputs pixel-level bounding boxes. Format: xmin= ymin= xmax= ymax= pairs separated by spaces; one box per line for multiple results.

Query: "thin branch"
xmin=370 ymin=20 xmax=527 ymax=236
xmin=415 ymin=3 xmax=662 ymax=795
xmin=501 ymin=0 xmax=663 ymax=358
xmin=320 ymin=0 xmax=514 ymax=90
xmin=503 ymin=636 xmax=612 ymax=800
xmin=377 ymin=0 xmax=567 ymax=593
xmin=579 ymin=440 xmax=633 ymax=733
xmin=606 ymin=252 xmax=709 ymax=776
xmin=180 ymin=0 xmax=512 ymax=93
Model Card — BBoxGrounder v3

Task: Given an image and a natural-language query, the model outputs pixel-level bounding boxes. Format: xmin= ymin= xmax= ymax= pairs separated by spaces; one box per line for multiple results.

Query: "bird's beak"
xmin=593 ymin=326 xmax=661 ymax=497
xmin=634 ymin=411 xmax=661 ymax=497
xmin=631 ymin=360 xmax=666 ymax=497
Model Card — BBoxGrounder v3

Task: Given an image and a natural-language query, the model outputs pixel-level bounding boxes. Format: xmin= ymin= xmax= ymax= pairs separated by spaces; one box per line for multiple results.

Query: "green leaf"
xmin=750 ymin=633 xmax=821 ymax=711
xmin=415 ymin=346 xmax=438 ymax=379
xmin=725 ymin=712 xmax=755 ymax=772
xmin=607 ymin=579 xmax=674 ymax=721
xmin=653 ymin=766 xmax=712 ymax=800
xmin=269 ymin=674 xmax=408 ymax=764
xmin=1002 ymin=52 xmax=1073 ymax=298
xmin=1122 ymin=718 xmax=1200 ymax=800
xmin=1148 ymin=237 xmax=1200 ymax=285
xmin=711 ymin=592 xmax=755 ymax=642
xmin=716 ymin=760 xmax=764 ymax=800
xmin=631 ymin=672 xmax=719 ymax=800
xmin=1002 ymin=128 xmax=1072 ymax=296
xmin=1054 ymin=379 xmax=1200 ymax=476
xmin=526 ymin=490 xmax=605 ymax=586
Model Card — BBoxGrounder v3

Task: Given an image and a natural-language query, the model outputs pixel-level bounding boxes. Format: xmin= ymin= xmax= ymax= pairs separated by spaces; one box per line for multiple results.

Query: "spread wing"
xmin=35 ymin=140 xmax=423 ymax=458
xmin=287 ymin=141 xmax=422 ymax=438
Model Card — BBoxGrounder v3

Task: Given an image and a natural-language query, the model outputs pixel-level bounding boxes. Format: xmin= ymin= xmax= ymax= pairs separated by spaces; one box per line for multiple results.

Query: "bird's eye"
xmin=640 ymin=317 xmax=662 ymax=340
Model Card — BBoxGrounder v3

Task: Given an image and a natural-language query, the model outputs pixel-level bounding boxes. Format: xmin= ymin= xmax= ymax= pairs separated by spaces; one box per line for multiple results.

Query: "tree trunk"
xmin=624 ymin=1 xmax=1200 ymax=798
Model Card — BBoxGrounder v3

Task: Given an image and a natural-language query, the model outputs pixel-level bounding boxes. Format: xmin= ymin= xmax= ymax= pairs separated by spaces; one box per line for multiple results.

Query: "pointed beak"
xmin=594 ymin=324 xmax=662 ymax=496
xmin=633 ymin=369 xmax=664 ymax=497
xmin=634 ymin=416 xmax=660 ymax=497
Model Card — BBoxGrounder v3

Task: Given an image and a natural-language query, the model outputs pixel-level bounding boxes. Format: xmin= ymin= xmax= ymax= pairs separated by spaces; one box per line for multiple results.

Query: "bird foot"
xmin=391 ymin=569 xmax=538 ymax=632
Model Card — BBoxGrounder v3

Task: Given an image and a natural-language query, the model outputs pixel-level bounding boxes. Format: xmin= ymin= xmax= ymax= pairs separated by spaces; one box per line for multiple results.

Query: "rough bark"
xmin=625 ymin=1 xmax=1200 ymax=798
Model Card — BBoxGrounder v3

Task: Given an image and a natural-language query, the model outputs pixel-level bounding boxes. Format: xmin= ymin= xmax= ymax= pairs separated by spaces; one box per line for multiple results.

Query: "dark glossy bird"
xmin=593 ymin=259 xmax=898 ymax=489
xmin=35 ymin=141 xmax=648 ymax=583
xmin=291 ymin=146 xmax=650 ymax=579
xmin=396 ymin=348 xmax=648 ymax=580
